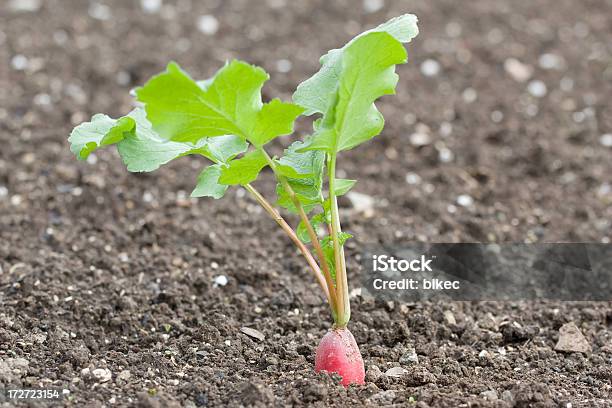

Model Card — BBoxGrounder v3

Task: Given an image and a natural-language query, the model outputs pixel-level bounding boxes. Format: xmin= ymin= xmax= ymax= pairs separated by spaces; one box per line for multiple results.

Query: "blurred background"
xmin=0 ymin=0 xmax=611 ymax=406
xmin=1 ymin=0 xmax=610 ymax=245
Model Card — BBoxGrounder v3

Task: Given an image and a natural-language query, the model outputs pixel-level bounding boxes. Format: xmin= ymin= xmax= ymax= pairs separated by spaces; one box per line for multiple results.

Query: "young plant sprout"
xmin=68 ymin=14 xmax=418 ymax=386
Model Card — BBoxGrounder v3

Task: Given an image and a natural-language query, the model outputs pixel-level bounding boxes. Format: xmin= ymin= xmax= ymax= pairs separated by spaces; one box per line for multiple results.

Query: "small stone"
xmin=213 ymin=275 xmax=228 ymax=287
xmin=346 ymin=191 xmax=375 ymax=214
xmin=481 ymin=390 xmax=498 ymax=400
xmin=539 ymin=53 xmax=564 ymax=70
xmin=478 ymin=350 xmax=491 ymax=358
xmin=527 ymin=80 xmax=547 ymax=98
xmin=141 ymin=0 xmax=162 ymax=13
xmin=443 ymin=310 xmax=456 ymax=325
xmin=462 ymin=88 xmax=477 ymax=103
xmin=9 ymin=0 xmax=41 ymax=12
xmin=399 ymin=347 xmax=419 ymax=365
xmin=363 ymin=0 xmax=384 ymax=13
xmin=117 ymin=370 xmax=131 ymax=382
xmin=11 ymin=54 xmax=29 ymax=71
xmin=275 ymin=59 xmax=292 ymax=73
xmin=92 ymin=368 xmax=112 ymax=383
xmin=369 ymin=390 xmax=396 ymax=404
xmin=501 ymin=390 xmax=514 ymax=402
xmin=384 ymin=366 xmax=407 ymax=378
xmin=240 ymin=327 xmax=265 ymax=341
xmin=600 ymin=134 xmax=612 ymax=147
xmin=504 ymin=58 xmax=532 ymax=82
xmin=456 ymin=194 xmax=474 ymax=207
xmin=438 ymin=147 xmax=454 ymax=163
xmin=409 ymin=132 xmax=431 ymax=146
xmin=405 ymin=172 xmax=422 ymax=185
xmin=365 ymin=365 xmax=382 ymax=382
xmin=555 ymin=322 xmax=591 ymax=354
xmin=479 ymin=313 xmax=498 ymax=331
xmin=88 ymin=3 xmax=112 ymax=20
xmin=420 ymin=59 xmax=441 ymax=77
xmin=197 ymin=15 xmax=219 ymax=35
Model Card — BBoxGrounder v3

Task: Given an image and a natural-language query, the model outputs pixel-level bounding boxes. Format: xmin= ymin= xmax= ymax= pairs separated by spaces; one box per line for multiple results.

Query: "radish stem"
xmin=243 ymin=183 xmax=332 ymax=305
xmin=257 ymin=148 xmax=339 ymax=319
xmin=328 ymin=154 xmax=350 ymax=327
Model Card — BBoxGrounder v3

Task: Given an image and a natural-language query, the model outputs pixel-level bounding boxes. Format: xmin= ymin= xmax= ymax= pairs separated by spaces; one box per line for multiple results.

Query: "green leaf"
xmin=299 ymin=31 xmax=408 ymax=153
xmin=117 ymin=109 xmax=205 ymax=172
xmin=333 ymin=179 xmax=356 ymax=196
xmin=275 ymin=138 xmax=324 ymax=179
xmin=293 ymin=14 xmax=418 ymax=116
xmin=249 ymin=99 xmax=305 ymax=147
xmin=136 ymin=60 xmax=268 ymax=143
xmin=68 ymin=114 xmax=135 ymax=160
xmin=296 ymin=213 xmax=326 ymax=243
xmin=191 ymin=164 xmax=228 ymax=199
xmin=275 ymin=139 xmax=325 ymax=214
xmin=69 ymin=107 xmax=247 ymax=199
xmin=218 ymin=149 xmax=269 ymax=185
xmin=202 ymin=135 xmax=249 ymax=164
xmin=321 ymin=232 xmax=353 ymax=282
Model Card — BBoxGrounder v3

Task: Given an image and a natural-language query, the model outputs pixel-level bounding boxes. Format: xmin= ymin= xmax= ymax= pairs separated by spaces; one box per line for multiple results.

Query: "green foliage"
xmin=218 ymin=149 xmax=269 ymax=185
xmin=321 ymin=232 xmax=353 ymax=282
xmin=333 ymin=179 xmax=356 ymax=196
xmin=296 ymin=31 xmax=409 ymax=153
xmin=67 ymin=15 xmax=419 ymax=322
xmin=293 ymin=14 xmax=418 ymax=116
xmin=136 ymin=61 xmax=303 ymax=147
xmin=275 ymin=139 xmax=325 ymax=214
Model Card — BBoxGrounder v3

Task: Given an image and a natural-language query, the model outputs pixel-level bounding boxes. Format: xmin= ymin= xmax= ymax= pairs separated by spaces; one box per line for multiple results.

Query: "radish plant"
xmin=68 ymin=14 xmax=418 ymax=386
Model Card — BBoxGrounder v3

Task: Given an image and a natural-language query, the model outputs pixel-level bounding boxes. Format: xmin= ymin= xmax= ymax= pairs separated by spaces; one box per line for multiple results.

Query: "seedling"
xmin=68 ymin=14 xmax=418 ymax=386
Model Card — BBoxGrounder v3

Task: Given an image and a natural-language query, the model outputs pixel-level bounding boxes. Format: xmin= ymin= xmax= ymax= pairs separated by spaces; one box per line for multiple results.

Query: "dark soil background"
xmin=1 ymin=0 xmax=611 ymax=406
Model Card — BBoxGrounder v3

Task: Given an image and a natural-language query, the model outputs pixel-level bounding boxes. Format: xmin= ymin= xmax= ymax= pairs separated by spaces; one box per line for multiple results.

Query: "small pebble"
xmin=9 ymin=0 xmax=41 ymax=12
xmin=481 ymin=390 xmax=498 ymax=401
xmin=92 ymin=368 xmax=112 ymax=383
xmin=438 ymin=147 xmax=454 ymax=163
xmin=462 ymin=88 xmax=477 ymax=103
xmin=240 ymin=327 xmax=265 ymax=341
xmin=363 ymin=0 xmax=384 ymax=13
xmin=504 ymin=58 xmax=532 ymax=82
xmin=457 ymin=194 xmax=474 ymax=207
xmin=89 ymin=3 xmax=112 ymax=20
xmin=527 ymin=80 xmax=547 ymax=98
xmin=399 ymin=348 xmax=418 ymax=365
xmin=409 ymin=132 xmax=431 ymax=146
xmin=141 ymin=0 xmax=162 ymax=13
xmin=405 ymin=172 xmax=421 ymax=185
xmin=197 ymin=15 xmax=219 ymax=35
xmin=491 ymin=110 xmax=504 ymax=123
xmin=420 ymin=59 xmax=440 ymax=77
xmin=443 ymin=310 xmax=456 ymax=325
xmin=539 ymin=53 xmax=564 ymax=70
xmin=384 ymin=367 xmax=407 ymax=377
xmin=276 ymin=59 xmax=292 ymax=73
xmin=213 ymin=275 xmax=228 ymax=287
xmin=599 ymin=134 xmax=612 ymax=147
xmin=346 ymin=191 xmax=375 ymax=214
xmin=555 ymin=322 xmax=591 ymax=353
xmin=11 ymin=55 xmax=29 ymax=71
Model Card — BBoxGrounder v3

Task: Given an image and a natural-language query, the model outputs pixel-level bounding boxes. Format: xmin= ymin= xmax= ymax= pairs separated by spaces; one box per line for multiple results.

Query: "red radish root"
xmin=315 ymin=328 xmax=365 ymax=386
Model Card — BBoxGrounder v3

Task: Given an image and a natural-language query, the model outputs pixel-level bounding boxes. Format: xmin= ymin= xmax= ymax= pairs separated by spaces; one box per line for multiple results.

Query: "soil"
xmin=1 ymin=0 xmax=611 ymax=407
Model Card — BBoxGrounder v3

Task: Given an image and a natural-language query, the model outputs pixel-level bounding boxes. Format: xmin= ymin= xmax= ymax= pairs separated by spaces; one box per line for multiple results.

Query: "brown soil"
xmin=1 ymin=0 xmax=611 ymax=407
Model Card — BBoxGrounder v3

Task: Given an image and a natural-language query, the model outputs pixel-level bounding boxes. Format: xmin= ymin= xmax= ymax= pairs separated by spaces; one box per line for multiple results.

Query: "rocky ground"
xmin=1 ymin=0 xmax=611 ymax=406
